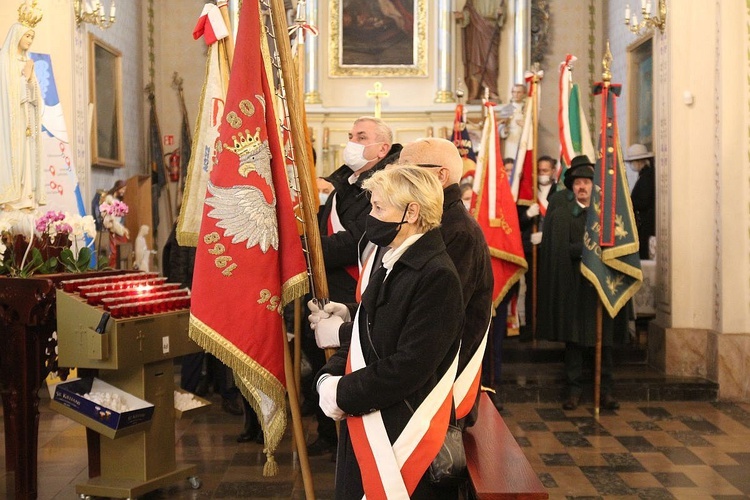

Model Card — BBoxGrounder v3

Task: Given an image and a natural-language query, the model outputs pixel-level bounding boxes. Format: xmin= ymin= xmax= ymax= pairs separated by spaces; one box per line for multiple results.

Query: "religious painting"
xmin=89 ymin=35 xmax=124 ymax=168
xmin=627 ymin=35 xmax=653 ymax=150
xmin=329 ymin=0 xmax=427 ymax=77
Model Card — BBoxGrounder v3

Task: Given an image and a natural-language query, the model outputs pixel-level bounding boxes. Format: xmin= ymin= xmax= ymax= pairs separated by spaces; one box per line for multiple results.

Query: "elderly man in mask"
xmin=304 ymin=116 xmax=402 ymax=458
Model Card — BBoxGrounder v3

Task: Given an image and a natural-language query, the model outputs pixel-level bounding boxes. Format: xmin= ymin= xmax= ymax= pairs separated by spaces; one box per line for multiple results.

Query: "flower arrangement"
xmin=0 ymin=210 xmax=98 ymax=277
xmin=99 ymin=198 xmax=129 ymax=237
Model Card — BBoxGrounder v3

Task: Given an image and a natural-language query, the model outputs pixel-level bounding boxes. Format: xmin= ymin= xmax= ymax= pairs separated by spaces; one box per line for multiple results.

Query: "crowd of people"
xmin=83 ymin=104 xmax=653 ymax=497
xmin=294 ymin=101 xmax=655 ymax=496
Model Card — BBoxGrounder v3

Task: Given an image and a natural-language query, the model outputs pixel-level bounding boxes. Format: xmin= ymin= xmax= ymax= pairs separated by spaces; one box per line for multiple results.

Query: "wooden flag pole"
xmin=594 ymin=301 xmax=603 ymax=419
xmin=216 ymin=0 xmax=235 ymax=65
xmin=531 ymin=66 xmax=540 ymax=344
xmin=293 ymin=297 xmax=302 ymax=410
xmin=281 ymin=324 xmax=316 ymax=500
xmin=267 ymin=0 xmax=332 ymax=358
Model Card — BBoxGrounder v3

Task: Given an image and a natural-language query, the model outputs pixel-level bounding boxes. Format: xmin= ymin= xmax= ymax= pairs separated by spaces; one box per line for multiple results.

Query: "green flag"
xmin=581 ymin=81 xmax=642 ymax=318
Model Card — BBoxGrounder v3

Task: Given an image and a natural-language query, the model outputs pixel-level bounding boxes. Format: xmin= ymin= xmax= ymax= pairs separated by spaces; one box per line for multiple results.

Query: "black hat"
xmin=564 ymin=155 xmax=595 ymax=189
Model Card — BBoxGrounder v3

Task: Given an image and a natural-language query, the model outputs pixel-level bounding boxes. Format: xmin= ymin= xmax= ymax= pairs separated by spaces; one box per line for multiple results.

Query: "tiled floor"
xmin=3 ymin=392 xmax=750 ymax=499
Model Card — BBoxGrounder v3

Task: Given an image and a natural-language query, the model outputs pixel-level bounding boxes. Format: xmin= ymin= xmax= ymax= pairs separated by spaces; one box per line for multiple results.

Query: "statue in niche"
xmin=456 ymin=0 xmax=505 ymax=102
xmin=0 ymin=1 xmax=45 ymax=211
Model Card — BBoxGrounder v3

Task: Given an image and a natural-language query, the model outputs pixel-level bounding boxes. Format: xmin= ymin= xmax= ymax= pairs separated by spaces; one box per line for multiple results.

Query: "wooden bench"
xmin=463 ymin=392 xmax=549 ymax=499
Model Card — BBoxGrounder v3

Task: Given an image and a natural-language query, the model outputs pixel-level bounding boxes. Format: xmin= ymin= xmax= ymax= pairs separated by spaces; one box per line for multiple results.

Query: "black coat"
xmin=440 ymin=184 xmax=493 ymax=375
xmin=536 ymin=198 xmax=628 ymax=346
xmin=318 ymin=228 xmax=463 ymax=499
xmin=319 ymin=144 xmax=402 ymax=302
xmin=630 ymin=165 xmax=655 ymax=259
xmin=517 ymin=182 xmax=557 ymax=255
xmin=163 ymin=224 xmax=196 ymax=288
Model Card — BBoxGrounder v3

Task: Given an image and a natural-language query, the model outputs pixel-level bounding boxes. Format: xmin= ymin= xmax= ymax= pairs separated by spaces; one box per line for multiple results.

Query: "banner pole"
xmin=282 ymin=324 xmax=316 ymax=499
xmin=594 ymin=300 xmax=602 ymax=419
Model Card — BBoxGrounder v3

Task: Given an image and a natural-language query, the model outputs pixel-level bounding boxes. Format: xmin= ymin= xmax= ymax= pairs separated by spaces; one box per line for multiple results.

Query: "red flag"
xmin=189 ymin=0 xmax=308 ymax=475
xmin=472 ymin=102 xmax=528 ymax=307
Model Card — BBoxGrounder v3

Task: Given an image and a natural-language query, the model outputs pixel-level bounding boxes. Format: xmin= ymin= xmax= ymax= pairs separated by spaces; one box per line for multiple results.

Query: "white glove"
xmin=318 ymin=375 xmax=345 ymax=420
xmin=307 ymin=299 xmax=327 ymax=330
xmin=526 ymin=203 xmax=540 ymax=218
xmin=323 ymin=301 xmax=351 ymax=322
xmin=530 ymin=231 xmax=543 ymax=245
xmin=315 ymin=316 xmax=343 ymax=349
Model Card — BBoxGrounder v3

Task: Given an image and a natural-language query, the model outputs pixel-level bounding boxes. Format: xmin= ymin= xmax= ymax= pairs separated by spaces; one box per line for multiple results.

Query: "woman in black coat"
xmin=316 ymin=167 xmax=464 ymax=499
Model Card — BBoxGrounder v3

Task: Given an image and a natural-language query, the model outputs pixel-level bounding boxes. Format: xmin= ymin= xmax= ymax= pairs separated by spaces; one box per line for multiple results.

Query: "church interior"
xmin=1 ymin=0 xmax=749 ymax=498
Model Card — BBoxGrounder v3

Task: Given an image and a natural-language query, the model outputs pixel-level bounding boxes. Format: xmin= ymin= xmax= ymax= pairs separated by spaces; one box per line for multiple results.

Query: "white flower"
xmin=81 ymin=215 xmax=96 ymax=238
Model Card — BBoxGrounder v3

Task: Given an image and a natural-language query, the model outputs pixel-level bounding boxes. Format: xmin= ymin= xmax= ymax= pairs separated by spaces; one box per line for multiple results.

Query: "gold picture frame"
xmin=627 ymin=34 xmax=654 ymax=150
xmin=89 ymin=35 xmax=124 ymax=168
xmin=329 ymin=0 xmax=427 ymax=77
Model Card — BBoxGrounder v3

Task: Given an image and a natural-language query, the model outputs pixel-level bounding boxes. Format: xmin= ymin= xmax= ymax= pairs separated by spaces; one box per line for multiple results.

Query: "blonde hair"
xmin=363 ymin=166 xmax=443 ymax=232
xmin=353 ymin=116 xmax=393 ymax=146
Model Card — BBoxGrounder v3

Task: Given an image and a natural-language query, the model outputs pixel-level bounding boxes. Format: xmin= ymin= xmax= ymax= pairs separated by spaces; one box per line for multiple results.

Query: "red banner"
xmin=473 ymin=103 xmax=528 ymax=307
xmin=188 ymin=0 xmax=308 ymax=475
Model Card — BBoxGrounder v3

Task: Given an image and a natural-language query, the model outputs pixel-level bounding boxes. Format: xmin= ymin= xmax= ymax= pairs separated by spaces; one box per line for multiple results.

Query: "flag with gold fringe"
xmin=188 ymin=0 xmax=309 ymax=475
xmin=177 ymin=3 xmax=231 ymax=246
xmin=581 ymin=76 xmax=642 ymax=317
xmin=472 ymin=102 xmax=528 ymax=308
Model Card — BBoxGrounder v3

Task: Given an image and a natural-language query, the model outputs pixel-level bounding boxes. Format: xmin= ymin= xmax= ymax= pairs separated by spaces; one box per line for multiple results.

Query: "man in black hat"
xmin=537 ymin=155 xmax=623 ymax=411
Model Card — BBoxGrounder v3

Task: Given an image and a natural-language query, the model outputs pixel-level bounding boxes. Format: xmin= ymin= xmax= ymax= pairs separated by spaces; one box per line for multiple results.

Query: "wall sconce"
xmin=624 ymin=0 xmax=666 ymax=36
xmin=74 ymin=0 xmax=116 ymax=30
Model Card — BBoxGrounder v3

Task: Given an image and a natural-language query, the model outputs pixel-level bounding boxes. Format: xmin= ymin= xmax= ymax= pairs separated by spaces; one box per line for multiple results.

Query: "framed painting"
xmin=329 ymin=0 xmax=427 ymax=77
xmin=89 ymin=35 xmax=124 ymax=168
xmin=627 ymin=35 xmax=653 ymax=150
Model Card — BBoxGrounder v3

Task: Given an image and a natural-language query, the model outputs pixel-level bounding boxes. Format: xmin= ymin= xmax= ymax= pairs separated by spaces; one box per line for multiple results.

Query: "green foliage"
xmin=16 ymin=248 xmax=58 ymax=278
xmin=60 ymin=247 xmax=93 ymax=273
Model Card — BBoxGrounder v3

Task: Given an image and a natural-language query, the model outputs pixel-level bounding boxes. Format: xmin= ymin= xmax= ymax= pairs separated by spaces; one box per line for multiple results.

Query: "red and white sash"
xmin=355 ymin=242 xmax=378 ymax=302
xmin=345 ymin=308 xmax=459 ymax=499
xmin=328 ymin=194 xmax=359 ymax=281
xmin=453 ymin=319 xmax=489 ymax=419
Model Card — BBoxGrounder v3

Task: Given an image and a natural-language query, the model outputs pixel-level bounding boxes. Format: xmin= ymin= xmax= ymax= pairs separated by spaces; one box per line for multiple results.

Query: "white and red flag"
xmin=188 ymin=0 xmax=308 ymax=475
xmin=510 ymin=69 xmax=543 ymax=205
xmin=177 ymin=3 xmax=231 ymax=246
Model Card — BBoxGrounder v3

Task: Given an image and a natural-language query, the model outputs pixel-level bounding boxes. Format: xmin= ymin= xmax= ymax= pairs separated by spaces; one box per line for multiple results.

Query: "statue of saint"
xmin=0 ymin=1 xmax=45 ymax=210
xmin=134 ymin=225 xmax=152 ymax=272
xmin=457 ymin=0 xmax=505 ymax=102
xmin=498 ymin=83 xmax=528 ymax=160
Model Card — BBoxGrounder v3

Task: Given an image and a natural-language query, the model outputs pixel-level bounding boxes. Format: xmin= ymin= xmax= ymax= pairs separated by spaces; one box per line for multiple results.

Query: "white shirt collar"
xmin=382 ymin=233 xmax=424 ymax=273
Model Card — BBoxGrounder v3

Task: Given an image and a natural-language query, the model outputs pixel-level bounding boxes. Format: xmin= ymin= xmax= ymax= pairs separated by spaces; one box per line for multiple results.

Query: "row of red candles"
xmin=85 ymin=283 xmax=182 ymax=306
xmin=60 ymin=272 xmax=160 ymax=293
xmin=100 ymin=288 xmax=189 ymax=309
xmin=76 ymin=277 xmax=169 ymax=299
xmin=109 ymin=296 xmax=191 ymax=319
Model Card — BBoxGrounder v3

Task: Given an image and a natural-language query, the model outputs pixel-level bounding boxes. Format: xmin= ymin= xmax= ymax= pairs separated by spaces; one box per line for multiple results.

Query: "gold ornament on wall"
xmin=74 ymin=0 xmax=117 ymax=30
xmin=624 ymin=0 xmax=666 ymax=36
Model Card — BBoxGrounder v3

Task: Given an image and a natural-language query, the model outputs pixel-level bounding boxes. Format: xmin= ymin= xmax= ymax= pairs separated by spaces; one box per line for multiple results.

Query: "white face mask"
xmin=319 ymin=192 xmax=329 ymax=206
xmin=538 ymin=175 xmax=551 ymax=186
xmin=462 ymin=199 xmax=471 ymax=210
xmin=343 ymin=141 xmax=370 ymax=172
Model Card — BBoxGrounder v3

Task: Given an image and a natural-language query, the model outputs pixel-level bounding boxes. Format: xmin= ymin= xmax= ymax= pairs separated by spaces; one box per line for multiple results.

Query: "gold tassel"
xmin=263 ymin=449 xmax=279 ymax=477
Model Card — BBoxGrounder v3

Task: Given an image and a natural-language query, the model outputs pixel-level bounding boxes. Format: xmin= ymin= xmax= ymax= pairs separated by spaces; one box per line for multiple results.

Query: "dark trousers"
xmin=180 ymin=352 xmax=238 ymax=401
xmin=482 ymin=290 xmax=514 ymax=387
xmin=301 ymin=305 xmax=338 ymax=444
xmin=565 ymin=342 xmax=614 ymax=397
xmin=180 ymin=352 xmax=204 ymax=393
